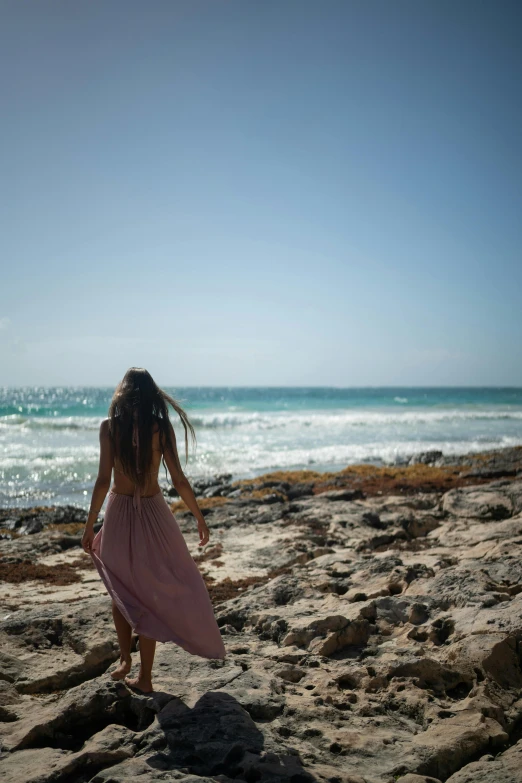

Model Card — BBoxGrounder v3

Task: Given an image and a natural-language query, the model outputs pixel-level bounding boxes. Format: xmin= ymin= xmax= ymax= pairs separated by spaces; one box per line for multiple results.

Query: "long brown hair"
xmin=107 ymin=367 xmax=196 ymax=490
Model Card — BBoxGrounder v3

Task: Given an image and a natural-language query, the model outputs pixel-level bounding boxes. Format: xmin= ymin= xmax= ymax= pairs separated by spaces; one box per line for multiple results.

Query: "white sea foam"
xmin=1 ymin=398 xmax=522 ymax=508
xmin=2 ymin=408 xmax=522 ymax=434
xmin=190 ymin=408 xmax=522 ymax=429
xmin=0 ymin=414 xmax=101 ymax=430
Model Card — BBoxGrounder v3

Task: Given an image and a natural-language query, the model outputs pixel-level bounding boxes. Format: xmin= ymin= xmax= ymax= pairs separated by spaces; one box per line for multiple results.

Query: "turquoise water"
xmin=1 ymin=386 xmax=521 ymax=509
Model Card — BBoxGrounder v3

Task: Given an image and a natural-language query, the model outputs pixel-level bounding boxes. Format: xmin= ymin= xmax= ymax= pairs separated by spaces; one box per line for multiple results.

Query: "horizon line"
xmin=2 ymin=384 xmax=522 ymax=391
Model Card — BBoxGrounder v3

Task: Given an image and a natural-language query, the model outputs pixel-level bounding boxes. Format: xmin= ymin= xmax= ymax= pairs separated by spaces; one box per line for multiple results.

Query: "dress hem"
xmin=90 ymin=546 xmax=227 ymax=660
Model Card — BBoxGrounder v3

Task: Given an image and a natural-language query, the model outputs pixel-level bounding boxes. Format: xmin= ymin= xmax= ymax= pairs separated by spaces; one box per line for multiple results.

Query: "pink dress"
xmin=90 ymin=422 xmax=226 ymax=660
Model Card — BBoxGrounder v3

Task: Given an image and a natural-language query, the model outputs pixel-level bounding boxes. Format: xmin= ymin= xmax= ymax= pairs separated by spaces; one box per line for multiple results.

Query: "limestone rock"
xmin=1 ymin=461 xmax=522 ymax=783
xmin=397 ymin=775 xmax=442 ymax=783
xmin=445 ymin=738 xmax=522 ymax=782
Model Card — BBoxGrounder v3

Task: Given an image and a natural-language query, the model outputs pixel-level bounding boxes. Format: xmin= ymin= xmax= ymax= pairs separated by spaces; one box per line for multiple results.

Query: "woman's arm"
xmin=162 ymin=420 xmax=209 ymax=540
xmin=85 ymin=419 xmax=113 ymax=529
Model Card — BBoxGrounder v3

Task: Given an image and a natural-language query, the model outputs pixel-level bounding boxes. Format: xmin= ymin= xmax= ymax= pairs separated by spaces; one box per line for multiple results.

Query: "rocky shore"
xmin=1 ymin=445 xmax=522 ymax=782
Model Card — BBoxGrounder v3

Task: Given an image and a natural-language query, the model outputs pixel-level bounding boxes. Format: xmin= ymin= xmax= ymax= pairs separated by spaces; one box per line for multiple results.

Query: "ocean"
xmin=1 ymin=386 xmax=521 ymax=510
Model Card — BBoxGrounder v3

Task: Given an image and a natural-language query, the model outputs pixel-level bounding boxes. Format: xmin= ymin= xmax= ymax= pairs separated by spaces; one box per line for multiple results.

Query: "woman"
xmin=82 ymin=367 xmax=226 ymax=694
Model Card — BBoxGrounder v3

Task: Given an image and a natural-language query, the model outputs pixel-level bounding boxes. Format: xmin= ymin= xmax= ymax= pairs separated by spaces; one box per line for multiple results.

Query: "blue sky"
xmin=1 ymin=0 xmax=521 ymax=387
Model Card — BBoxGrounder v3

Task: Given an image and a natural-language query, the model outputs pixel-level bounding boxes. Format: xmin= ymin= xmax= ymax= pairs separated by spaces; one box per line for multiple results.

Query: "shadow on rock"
xmin=121 ymin=688 xmax=321 ymax=783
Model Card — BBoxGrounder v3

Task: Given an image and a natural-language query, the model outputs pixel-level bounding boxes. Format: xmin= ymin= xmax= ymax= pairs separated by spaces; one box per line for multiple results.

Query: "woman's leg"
xmin=110 ymin=600 xmax=133 ymax=679
xmin=125 ymin=634 xmax=156 ymax=692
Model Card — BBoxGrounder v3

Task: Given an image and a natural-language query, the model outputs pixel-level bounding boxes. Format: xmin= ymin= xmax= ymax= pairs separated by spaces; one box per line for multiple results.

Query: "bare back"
xmin=112 ymin=419 xmax=164 ymax=498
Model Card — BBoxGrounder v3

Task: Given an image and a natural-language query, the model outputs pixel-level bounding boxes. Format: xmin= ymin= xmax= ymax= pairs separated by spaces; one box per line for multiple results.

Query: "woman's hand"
xmin=197 ymin=517 xmax=210 ymax=547
xmin=82 ymin=524 xmax=95 ymax=554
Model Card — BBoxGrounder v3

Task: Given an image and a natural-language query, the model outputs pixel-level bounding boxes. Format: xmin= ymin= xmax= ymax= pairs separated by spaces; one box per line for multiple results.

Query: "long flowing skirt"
xmin=90 ymin=489 xmax=226 ymax=659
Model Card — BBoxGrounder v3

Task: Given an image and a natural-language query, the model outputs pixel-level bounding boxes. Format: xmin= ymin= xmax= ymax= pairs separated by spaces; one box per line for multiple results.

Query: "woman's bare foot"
xmin=124 ymin=673 xmax=153 ymax=693
xmin=110 ymin=654 xmax=132 ymax=680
